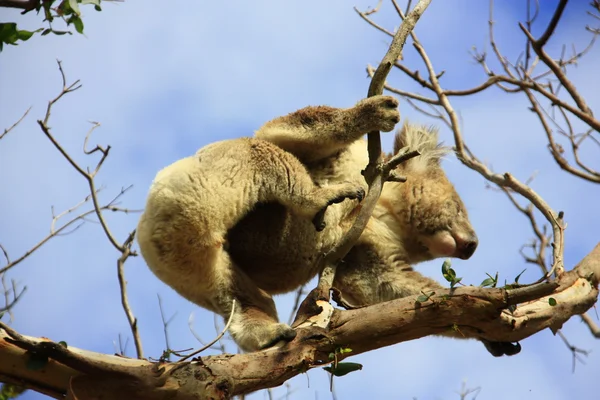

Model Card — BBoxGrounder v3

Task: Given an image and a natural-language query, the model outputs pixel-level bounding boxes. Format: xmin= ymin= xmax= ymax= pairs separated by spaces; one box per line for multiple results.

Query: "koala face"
xmin=382 ymin=123 xmax=478 ymax=263
xmin=405 ymin=167 xmax=478 ymax=260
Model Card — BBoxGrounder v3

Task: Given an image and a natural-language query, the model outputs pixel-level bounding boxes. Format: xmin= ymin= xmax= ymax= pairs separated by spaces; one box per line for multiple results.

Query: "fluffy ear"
xmin=392 ymin=122 xmax=449 ymax=171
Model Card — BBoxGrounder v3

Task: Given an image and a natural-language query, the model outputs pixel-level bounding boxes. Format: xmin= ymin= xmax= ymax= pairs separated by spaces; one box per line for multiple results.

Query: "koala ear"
xmin=393 ymin=123 xmax=409 ymax=156
xmin=392 ymin=122 xmax=448 ymax=171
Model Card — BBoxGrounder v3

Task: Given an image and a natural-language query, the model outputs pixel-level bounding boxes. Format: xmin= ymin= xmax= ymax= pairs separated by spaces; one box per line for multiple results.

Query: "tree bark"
xmin=2 ymin=243 xmax=598 ymax=399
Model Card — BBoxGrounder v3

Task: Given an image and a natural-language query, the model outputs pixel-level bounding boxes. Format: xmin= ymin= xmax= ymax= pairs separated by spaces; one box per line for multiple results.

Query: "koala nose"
xmin=456 ymin=234 xmax=478 ymax=259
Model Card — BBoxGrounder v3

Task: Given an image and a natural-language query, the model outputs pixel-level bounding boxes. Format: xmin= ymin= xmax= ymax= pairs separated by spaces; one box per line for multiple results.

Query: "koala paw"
xmin=327 ymin=186 xmax=365 ymax=205
xmin=481 ymin=339 xmax=522 ymax=357
xmin=231 ymin=319 xmax=297 ymax=352
xmin=357 ymin=95 xmax=400 ymax=133
xmin=259 ymin=323 xmax=298 ymax=350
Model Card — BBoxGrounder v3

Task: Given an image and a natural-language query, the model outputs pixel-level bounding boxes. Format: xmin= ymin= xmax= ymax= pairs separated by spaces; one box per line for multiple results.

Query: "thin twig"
xmin=0 ymin=190 xmax=129 ymax=275
xmin=35 ymin=61 xmax=144 ymax=358
xmin=1 ymin=107 xmax=31 ymax=141
xmin=288 ymin=285 xmax=306 ymax=326
xmin=37 ymin=61 xmax=127 ymax=253
xmin=117 ymin=230 xmax=143 ymax=359
xmin=157 ymin=294 xmax=177 ymax=361
xmin=179 ymin=299 xmax=236 ymax=362
xmin=581 ymin=313 xmax=600 ymax=338
xmin=557 ymin=330 xmax=589 ymax=372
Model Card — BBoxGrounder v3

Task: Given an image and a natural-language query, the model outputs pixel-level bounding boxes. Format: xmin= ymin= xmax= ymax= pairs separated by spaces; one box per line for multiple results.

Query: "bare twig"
xmin=157 ymin=294 xmax=177 ymax=360
xmin=38 ymin=61 xmax=126 ymax=253
xmin=0 ymin=274 xmax=26 ymax=317
xmin=456 ymin=382 xmax=481 ymax=400
xmin=557 ymin=329 xmax=589 ymax=372
xmin=0 ymin=189 xmax=130 ymax=275
xmin=581 ymin=313 xmax=600 ymax=338
xmin=34 ymin=61 xmax=143 ymax=358
xmin=117 ymin=230 xmax=143 ymax=359
xmin=287 ymin=285 xmax=306 ymax=326
xmin=179 ymin=299 xmax=236 ymax=362
xmin=1 ymin=107 xmax=31 ymax=141
xmin=493 ymin=183 xmax=551 ymax=275
xmin=186 ymin=313 xmax=226 ymax=352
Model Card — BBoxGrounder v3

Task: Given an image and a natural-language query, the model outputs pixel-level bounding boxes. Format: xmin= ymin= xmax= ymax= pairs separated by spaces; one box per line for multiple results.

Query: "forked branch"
xmin=312 ymin=0 xmax=431 ymax=307
xmin=34 ymin=61 xmax=143 ymax=358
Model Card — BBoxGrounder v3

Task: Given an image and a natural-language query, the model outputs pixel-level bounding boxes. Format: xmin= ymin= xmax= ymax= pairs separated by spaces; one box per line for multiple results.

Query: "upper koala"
xmin=137 ymin=95 xmax=518 ymax=356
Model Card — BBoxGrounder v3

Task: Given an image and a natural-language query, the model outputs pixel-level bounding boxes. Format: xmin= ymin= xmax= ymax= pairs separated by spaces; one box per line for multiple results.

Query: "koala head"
xmin=379 ymin=123 xmax=478 ymax=263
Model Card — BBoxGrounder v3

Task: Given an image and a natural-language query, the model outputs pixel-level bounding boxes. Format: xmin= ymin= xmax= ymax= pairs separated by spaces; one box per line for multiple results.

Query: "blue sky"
xmin=1 ymin=1 xmax=599 ymax=399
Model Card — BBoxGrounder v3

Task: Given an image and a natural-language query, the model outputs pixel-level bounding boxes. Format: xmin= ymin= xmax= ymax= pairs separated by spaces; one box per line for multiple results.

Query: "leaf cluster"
xmin=0 ymin=0 xmax=103 ymax=51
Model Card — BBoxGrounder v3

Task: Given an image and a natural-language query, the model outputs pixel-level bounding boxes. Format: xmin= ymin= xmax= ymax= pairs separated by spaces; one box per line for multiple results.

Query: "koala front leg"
xmin=249 ymin=139 xmax=365 ymax=230
xmin=334 ymin=254 xmax=521 ymax=357
xmin=255 ymin=95 xmax=400 ymax=162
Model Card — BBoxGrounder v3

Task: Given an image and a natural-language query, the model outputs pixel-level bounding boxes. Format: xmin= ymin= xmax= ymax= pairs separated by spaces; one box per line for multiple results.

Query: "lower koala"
xmin=137 ymin=95 xmax=518 ymax=356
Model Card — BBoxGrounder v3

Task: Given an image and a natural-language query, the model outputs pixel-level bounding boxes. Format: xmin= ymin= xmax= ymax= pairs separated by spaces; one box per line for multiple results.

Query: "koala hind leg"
xmin=193 ymin=249 xmax=296 ymax=352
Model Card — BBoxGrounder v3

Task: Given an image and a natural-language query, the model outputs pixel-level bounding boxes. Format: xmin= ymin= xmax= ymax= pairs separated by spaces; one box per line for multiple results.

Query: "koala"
xmin=137 ymin=95 xmax=517 ymax=356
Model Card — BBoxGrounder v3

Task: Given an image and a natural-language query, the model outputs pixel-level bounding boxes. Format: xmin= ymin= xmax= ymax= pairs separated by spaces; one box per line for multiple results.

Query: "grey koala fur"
xmin=137 ymin=95 xmax=518 ymax=356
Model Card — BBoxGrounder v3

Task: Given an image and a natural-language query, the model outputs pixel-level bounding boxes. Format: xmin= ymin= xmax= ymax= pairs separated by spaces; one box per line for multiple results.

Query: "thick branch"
xmin=0 ymin=0 xmax=38 ymax=10
xmin=2 ymin=243 xmax=598 ymax=399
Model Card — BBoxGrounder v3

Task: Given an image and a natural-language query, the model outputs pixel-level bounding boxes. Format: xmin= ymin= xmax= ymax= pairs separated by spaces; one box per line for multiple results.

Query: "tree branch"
xmin=0 ymin=0 xmax=38 ymax=11
xmin=2 ymin=243 xmax=598 ymax=399
xmin=34 ymin=61 xmax=144 ymax=358
xmin=312 ymin=0 xmax=431 ymax=305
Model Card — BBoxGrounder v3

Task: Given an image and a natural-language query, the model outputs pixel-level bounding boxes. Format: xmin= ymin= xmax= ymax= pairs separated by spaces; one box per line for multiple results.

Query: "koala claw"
xmin=259 ymin=325 xmax=297 ymax=350
xmin=482 ymin=340 xmax=522 ymax=357
xmin=312 ymin=209 xmax=328 ymax=232
xmin=328 ymin=187 xmax=365 ymax=206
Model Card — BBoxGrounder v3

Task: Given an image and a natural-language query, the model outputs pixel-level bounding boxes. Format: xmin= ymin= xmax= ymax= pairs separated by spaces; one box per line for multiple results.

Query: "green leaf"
xmin=71 ymin=16 xmax=84 ymax=34
xmin=549 ymin=297 xmax=557 ymax=307
xmin=514 ymin=269 xmax=526 ymax=284
xmin=416 ymin=294 xmax=429 ymax=303
xmin=43 ymin=0 xmax=54 ymax=22
xmin=0 ymin=382 xmax=27 ymax=399
xmin=0 ymin=23 xmax=41 ymax=51
xmin=480 ymin=272 xmax=498 ymax=288
xmin=480 ymin=277 xmax=494 ymax=287
xmin=69 ymin=0 xmax=81 ymax=15
xmin=42 ymin=28 xmax=52 ymax=36
xmin=52 ymin=30 xmax=72 ymax=36
xmin=81 ymin=0 xmax=101 ymax=5
xmin=323 ymin=362 xmax=363 ymax=377
xmin=58 ymin=341 xmax=68 ymax=348
xmin=0 ymin=23 xmax=19 ymax=45
xmin=441 ymin=259 xmax=455 ymax=282
xmin=416 ymin=291 xmax=435 ymax=303
xmin=338 ymin=347 xmax=352 ymax=355
xmin=94 ymin=4 xmax=102 ymax=11
xmin=441 ymin=259 xmax=462 ymax=288
xmin=16 ymin=30 xmax=35 ymax=41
